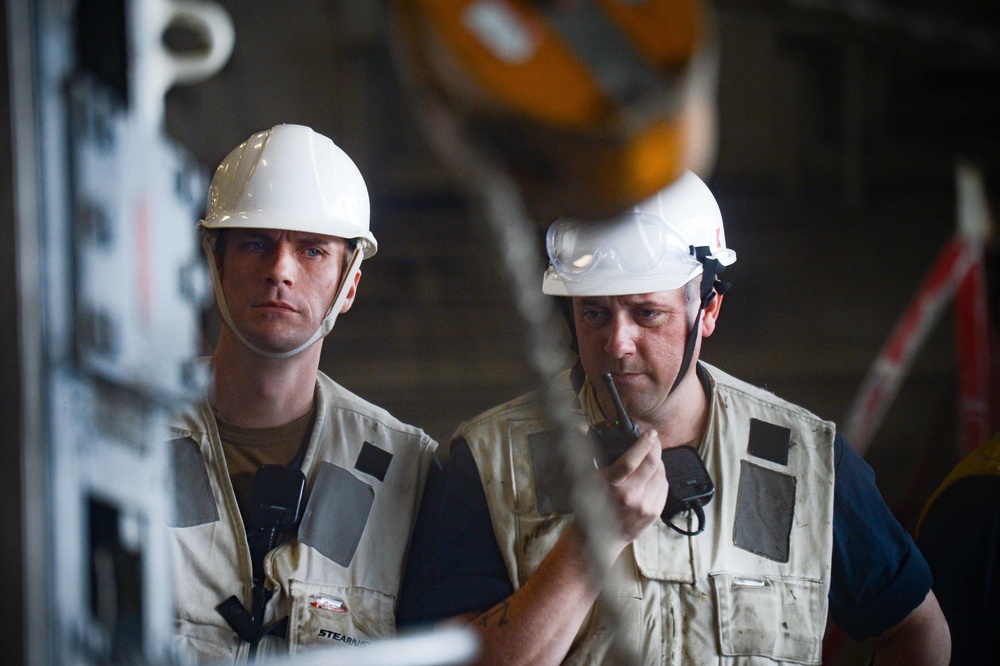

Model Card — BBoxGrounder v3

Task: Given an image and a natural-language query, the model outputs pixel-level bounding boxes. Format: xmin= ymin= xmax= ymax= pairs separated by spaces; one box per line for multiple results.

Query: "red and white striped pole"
xmin=954 ymin=164 xmax=996 ymax=456
xmin=842 ymin=164 xmax=995 ymax=457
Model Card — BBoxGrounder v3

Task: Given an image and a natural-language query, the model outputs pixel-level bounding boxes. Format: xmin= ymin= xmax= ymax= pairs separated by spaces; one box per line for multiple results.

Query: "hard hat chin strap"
xmin=308 ymin=245 xmax=364 ymax=347
xmin=667 ymin=249 xmax=731 ymax=395
xmin=202 ymin=238 xmax=363 ymax=360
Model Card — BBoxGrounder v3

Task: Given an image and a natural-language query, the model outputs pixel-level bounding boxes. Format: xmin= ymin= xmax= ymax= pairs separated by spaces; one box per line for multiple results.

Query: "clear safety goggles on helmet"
xmin=545 ymin=211 xmax=702 ymax=287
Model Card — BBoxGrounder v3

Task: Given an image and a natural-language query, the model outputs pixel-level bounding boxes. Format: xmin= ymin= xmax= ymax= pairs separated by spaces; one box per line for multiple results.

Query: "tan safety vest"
xmin=167 ymin=371 xmax=437 ymax=662
xmin=459 ymin=363 xmax=836 ymax=665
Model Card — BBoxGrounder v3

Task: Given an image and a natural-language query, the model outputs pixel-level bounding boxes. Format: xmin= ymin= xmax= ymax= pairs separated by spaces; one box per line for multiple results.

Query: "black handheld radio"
xmin=589 ymin=372 xmax=714 ymax=536
xmin=248 ymin=464 xmax=306 ymax=545
xmin=590 ymin=372 xmax=641 ymax=467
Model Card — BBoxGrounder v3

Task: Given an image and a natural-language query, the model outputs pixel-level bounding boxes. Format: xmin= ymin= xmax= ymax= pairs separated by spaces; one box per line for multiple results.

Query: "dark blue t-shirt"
xmin=398 ymin=432 xmax=932 ymax=641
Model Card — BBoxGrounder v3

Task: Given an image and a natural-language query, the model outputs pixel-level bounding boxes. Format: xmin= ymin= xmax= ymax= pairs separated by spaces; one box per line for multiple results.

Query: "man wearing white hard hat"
xmin=166 ymin=124 xmax=437 ymax=660
xmin=399 ymin=172 xmax=950 ymax=663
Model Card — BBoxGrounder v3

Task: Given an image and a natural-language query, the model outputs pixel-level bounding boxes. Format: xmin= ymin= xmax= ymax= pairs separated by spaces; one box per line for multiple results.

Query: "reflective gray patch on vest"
xmin=299 ymin=462 xmax=374 ymax=567
xmin=169 ymin=437 xmax=219 ymax=527
xmin=734 ymin=461 xmax=796 ymax=562
xmin=748 ymin=418 xmax=791 ymax=466
xmin=528 ymin=430 xmax=574 ymax=516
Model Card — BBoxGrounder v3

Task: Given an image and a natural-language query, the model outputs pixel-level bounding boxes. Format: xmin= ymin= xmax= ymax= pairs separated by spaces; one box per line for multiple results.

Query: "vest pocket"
xmin=711 ymin=572 xmax=824 ymax=664
xmin=172 ymin=628 xmax=238 ymax=661
xmin=287 ymin=579 xmax=394 ymax=653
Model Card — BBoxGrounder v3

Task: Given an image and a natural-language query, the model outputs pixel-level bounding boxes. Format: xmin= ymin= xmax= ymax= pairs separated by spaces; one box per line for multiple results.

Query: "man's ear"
xmin=339 ymin=268 xmax=362 ymax=314
xmin=701 ymin=291 xmax=723 ymax=337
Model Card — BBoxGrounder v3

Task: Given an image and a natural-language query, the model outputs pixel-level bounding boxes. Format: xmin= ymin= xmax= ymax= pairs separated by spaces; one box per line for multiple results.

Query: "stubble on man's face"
xmin=573 ymin=289 xmax=692 ymax=425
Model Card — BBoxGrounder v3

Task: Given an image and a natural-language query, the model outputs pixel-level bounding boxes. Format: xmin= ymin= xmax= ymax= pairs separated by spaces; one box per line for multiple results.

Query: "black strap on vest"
xmin=217 ymin=460 xmax=307 ymax=652
xmin=216 ymin=593 xmax=288 ymax=646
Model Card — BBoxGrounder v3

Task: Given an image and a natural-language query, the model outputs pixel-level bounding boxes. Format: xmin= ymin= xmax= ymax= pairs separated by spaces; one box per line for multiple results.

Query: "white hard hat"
xmin=198 ymin=123 xmax=377 ymax=257
xmin=199 ymin=124 xmax=374 ymax=359
xmin=542 ymin=170 xmax=735 ymax=296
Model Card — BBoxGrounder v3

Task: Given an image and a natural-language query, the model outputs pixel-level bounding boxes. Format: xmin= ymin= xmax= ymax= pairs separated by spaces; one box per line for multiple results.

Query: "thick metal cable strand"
xmin=435 ymin=137 xmax=639 ymax=665
xmin=389 ymin=26 xmax=640 ymax=666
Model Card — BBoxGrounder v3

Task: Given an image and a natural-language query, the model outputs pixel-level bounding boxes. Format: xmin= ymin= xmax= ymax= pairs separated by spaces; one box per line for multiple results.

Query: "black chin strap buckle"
xmin=691 ymin=246 xmax=729 ymax=302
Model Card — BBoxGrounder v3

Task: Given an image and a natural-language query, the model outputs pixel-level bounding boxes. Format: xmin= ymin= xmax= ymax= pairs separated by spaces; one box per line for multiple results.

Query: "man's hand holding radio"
xmin=601 ymin=430 xmax=669 ymax=554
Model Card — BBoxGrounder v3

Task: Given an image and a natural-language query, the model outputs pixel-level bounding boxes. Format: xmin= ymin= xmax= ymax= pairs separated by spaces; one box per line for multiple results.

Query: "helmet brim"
xmin=198 ymin=213 xmax=377 ymax=258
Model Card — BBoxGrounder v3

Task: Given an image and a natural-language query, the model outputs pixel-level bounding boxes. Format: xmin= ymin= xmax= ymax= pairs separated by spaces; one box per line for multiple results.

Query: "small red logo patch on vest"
xmin=310 ymin=595 xmax=347 ymax=613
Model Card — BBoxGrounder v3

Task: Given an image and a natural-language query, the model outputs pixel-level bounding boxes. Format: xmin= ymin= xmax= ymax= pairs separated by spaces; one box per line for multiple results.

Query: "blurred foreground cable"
xmin=388 ymin=22 xmax=641 ymax=666
xmin=278 ymin=626 xmax=479 ymax=666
